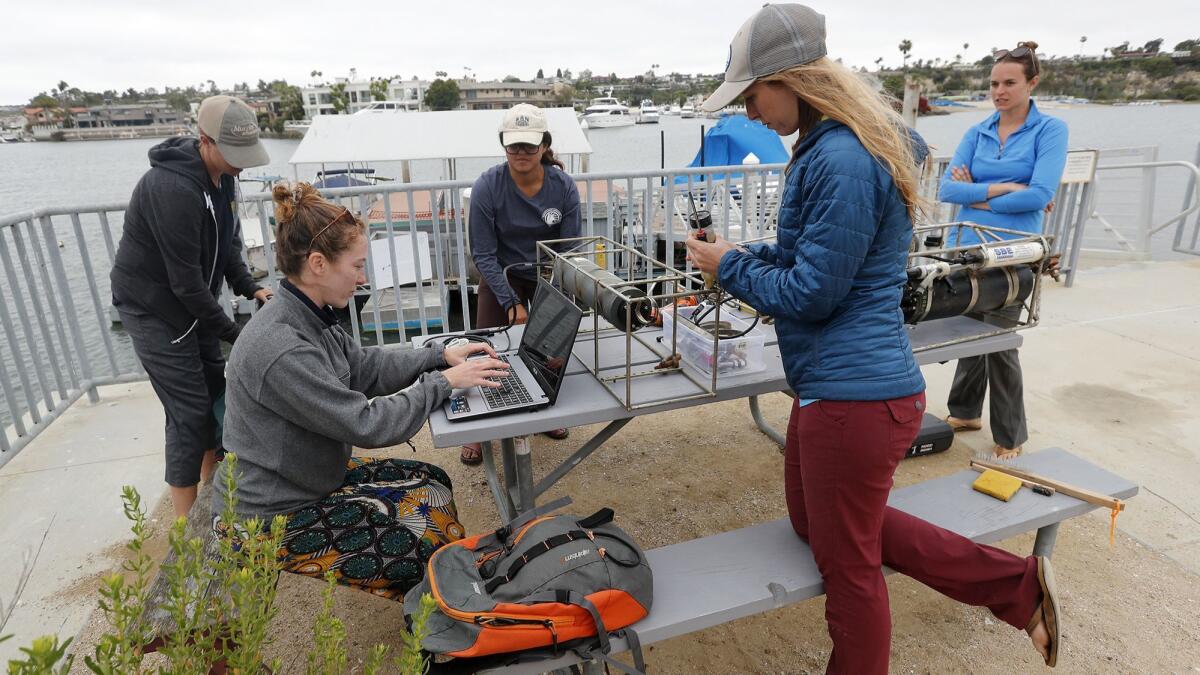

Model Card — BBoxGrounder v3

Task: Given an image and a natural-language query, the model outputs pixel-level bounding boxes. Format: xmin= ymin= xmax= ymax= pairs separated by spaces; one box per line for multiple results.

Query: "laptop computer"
xmin=444 ymin=279 xmax=583 ymax=422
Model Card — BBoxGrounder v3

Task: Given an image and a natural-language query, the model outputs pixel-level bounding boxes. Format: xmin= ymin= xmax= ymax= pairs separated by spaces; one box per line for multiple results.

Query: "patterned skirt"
xmin=220 ymin=457 xmax=465 ymax=602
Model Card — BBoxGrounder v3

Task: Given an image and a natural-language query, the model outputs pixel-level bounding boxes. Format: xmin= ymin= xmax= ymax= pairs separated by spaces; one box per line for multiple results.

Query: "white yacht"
xmin=582 ymin=96 xmax=635 ymax=128
xmin=662 ymin=104 xmax=682 ymax=116
xmin=680 ymin=104 xmax=697 ymax=119
xmin=636 ymin=99 xmax=660 ymax=124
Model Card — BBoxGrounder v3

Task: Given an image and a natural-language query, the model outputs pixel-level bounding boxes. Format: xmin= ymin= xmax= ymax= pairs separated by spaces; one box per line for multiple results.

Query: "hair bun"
xmin=271 ymin=182 xmax=296 ymax=224
xmin=1022 ymin=40 xmax=1039 ymax=51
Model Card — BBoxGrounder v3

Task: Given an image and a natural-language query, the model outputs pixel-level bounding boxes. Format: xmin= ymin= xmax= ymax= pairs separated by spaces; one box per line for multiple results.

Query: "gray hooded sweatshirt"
xmin=213 ymin=280 xmax=452 ymax=518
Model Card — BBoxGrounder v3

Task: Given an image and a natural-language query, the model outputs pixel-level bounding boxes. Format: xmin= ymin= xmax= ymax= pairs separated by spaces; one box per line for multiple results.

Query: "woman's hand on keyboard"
xmin=444 ymin=341 xmax=498 ymax=366
xmin=443 ymin=356 xmax=509 ymax=389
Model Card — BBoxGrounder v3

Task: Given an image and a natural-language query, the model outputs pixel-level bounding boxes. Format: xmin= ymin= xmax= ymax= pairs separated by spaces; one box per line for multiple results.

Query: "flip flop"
xmin=993 ymin=444 xmax=1023 ymax=460
xmin=946 ymin=415 xmax=983 ymax=431
xmin=1027 ymin=555 xmax=1061 ymax=667
xmin=460 ymin=443 xmax=483 ymax=466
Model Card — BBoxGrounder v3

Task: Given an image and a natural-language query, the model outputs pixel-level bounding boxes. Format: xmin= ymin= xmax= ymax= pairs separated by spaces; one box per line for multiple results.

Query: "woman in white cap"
xmin=685 ymin=5 xmax=1060 ymax=672
xmin=461 ymin=103 xmax=580 ymax=465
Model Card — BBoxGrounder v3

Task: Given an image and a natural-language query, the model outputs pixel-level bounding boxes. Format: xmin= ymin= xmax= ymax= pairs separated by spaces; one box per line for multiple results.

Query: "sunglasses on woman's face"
xmin=504 ymin=143 xmax=541 ymax=155
xmin=994 ymin=46 xmax=1034 ymax=60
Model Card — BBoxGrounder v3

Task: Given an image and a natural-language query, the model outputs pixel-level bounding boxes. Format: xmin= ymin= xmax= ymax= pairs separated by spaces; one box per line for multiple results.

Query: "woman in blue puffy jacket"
xmin=686 ymin=5 xmax=1061 ymax=673
xmin=939 ymin=41 xmax=1069 ymax=459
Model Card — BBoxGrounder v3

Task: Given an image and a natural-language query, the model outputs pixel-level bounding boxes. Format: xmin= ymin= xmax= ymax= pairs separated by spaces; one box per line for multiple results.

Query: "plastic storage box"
xmin=660 ymin=305 xmax=765 ymax=378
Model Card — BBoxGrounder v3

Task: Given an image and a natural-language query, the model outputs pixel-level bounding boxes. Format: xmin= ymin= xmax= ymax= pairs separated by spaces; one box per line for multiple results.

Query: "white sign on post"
xmin=1060 ymin=150 xmax=1099 ymax=184
xmin=370 ymin=233 xmax=432 ymax=289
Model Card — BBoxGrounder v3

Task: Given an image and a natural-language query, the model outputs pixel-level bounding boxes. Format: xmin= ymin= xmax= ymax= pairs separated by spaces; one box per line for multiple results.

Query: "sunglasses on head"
xmin=994 ymin=44 xmax=1036 ymax=61
xmin=504 ymin=143 xmax=542 ymax=155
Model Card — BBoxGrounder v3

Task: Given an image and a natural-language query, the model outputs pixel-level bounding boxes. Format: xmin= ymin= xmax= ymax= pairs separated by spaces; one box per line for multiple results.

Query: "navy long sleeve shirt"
xmin=468 ymin=163 xmax=581 ymax=309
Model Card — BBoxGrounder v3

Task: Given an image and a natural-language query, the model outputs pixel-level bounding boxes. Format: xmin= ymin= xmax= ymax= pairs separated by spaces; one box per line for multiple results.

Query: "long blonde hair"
xmin=763 ymin=58 xmax=927 ymax=221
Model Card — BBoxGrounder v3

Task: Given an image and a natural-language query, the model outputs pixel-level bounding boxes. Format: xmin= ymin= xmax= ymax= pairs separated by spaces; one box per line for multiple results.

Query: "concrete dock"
xmin=1 ymin=257 xmax=1198 ymax=664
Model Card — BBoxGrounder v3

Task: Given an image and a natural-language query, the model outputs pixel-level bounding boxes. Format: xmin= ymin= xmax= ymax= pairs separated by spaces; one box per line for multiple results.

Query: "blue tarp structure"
xmin=675 ymin=114 xmax=789 ymax=184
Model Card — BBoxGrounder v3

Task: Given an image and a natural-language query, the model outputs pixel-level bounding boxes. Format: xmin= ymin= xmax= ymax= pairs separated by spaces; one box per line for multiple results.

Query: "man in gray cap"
xmin=111 ymin=95 xmax=273 ymax=517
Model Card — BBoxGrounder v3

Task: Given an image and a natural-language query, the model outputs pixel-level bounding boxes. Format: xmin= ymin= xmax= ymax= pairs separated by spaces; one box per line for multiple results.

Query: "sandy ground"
xmin=68 ymin=391 xmax=1200 ymax=674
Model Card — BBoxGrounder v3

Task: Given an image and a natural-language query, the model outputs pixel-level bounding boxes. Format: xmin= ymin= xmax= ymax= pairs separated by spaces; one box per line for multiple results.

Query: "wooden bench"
xmin=472 ymin=447 xmax=1138 ymax=674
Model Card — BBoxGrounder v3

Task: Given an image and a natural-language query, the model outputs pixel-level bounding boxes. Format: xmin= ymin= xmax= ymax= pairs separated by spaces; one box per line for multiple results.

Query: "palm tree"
xmin=898 ymin=40 xmax=913 ymax=69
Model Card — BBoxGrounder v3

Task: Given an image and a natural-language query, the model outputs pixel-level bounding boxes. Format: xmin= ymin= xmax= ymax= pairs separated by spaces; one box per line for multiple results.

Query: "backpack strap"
xmin=493 ymin=496 xmax=573 ymax=543
xmin=577 ymin=507 xmax=614 ymax=529
xmin=483 ymin=529 xmax=592 ymax=592
xmin=587 ymin=628 xmax=646 ymax=675
xmin=522 ymin=590 xmax=647 ymax=675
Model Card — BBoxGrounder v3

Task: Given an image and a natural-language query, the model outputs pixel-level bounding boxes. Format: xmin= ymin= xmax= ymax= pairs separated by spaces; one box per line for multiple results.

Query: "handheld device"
xmin=686 ymin=192 xmax=716 ymax=288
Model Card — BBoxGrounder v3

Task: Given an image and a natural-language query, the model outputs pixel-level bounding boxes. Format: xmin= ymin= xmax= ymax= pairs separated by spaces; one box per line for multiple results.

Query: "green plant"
xmin=6 ymin=454 xmax=438 ymax=674
xmin=157 ymin=515 xmax=217 ymax=671
xmin=396 ymin=594 xmax=436 ymax=675
xmin=215 ymin=453 xmax=286 ymax=673
xmin=305 ymin=573 xmax=349 ymax=675
xmin=363 ymin=644 xmax=391 ymax=675
xmin=83 ymin=486 xmax=155 ymax=674
xmin=7 ymin=635 xmax=74 ymax=674
xmin=424 ymin=79 xmax=461 ymax=111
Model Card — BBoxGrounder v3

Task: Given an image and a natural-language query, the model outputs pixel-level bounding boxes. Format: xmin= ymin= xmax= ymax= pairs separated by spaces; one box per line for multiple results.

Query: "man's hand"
xmin=444 ymin=341 xmax=497 ymax=367
xmin=253 ymin=288 xmax=274 ymax=303
xmin=684 ymin=231 xmax=738 ymax=278
xmin=509 ymin=304 xmax=529 ymax=325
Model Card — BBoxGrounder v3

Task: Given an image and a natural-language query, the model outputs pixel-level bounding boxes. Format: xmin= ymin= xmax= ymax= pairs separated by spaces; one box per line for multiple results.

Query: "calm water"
xmin=1 ymin=105 xmax=1198 ymax=428
xmin=3 ymin=104 xmax=1199 ymax=212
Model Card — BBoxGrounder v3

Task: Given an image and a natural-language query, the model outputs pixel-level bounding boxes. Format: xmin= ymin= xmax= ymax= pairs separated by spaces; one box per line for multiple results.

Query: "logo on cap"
xmin=230 ymin=122 xmax=258 ymax=138
xmin=515 ymin=115 xmax=530 ymax=127
xmin=542 ymin=208 xmax=562 ymax=226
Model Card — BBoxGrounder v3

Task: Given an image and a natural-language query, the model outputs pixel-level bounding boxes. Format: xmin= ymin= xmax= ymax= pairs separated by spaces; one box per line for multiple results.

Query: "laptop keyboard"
xmin=482 ymin=354 xmax=535 ymax=409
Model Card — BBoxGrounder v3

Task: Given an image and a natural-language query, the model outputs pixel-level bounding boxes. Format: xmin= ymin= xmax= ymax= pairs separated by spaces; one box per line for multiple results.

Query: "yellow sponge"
xmin=973 ymin=469 xmax=1022 ymax=501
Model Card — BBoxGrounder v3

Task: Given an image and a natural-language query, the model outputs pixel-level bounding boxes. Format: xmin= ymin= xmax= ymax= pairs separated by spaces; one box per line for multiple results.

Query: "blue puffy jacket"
xmin=718 ymin=120 xmax=926 ymax=401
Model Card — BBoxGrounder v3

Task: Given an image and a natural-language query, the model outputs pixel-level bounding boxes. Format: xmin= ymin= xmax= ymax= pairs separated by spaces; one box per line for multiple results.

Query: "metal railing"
xmin=0 ymin=163 xmax=789 ymax=466
xmin=0 ymin=204 xmax=146 ymax=466
xmin=4 ymin=146 xmax=1194 ymax=466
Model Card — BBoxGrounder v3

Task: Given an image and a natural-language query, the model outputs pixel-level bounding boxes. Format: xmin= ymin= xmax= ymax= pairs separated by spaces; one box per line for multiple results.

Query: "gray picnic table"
xmin=420 ymin=314 xmax=1022 ymax=522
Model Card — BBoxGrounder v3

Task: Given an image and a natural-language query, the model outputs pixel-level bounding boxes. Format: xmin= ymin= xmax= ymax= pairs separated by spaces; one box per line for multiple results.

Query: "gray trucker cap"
xmin=197 ymin=95 xmax=269 ymax=169
xmin=702 ymin=3 xmax=827 ymax=112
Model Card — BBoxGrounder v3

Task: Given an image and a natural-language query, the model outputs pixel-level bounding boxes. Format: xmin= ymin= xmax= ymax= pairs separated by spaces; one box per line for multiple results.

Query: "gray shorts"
xmin=117 ymin=306 xmax=225 ymax=487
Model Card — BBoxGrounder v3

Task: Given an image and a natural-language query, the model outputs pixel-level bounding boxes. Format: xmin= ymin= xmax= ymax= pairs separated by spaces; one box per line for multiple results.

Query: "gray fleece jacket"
xmin=213 ymin=281 xmax=452 ymax=518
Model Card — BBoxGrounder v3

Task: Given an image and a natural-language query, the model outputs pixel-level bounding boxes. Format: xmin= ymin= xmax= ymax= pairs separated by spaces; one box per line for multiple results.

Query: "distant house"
xmin=23 ymin=107 xmax=56 ymax=126
xmin=71 ymin=103 xmax=183 ymax=129
xmin=458 ymin=80 xmax=556 ymax=110
xmin=301 ymin=76 xmax=428 ymax=117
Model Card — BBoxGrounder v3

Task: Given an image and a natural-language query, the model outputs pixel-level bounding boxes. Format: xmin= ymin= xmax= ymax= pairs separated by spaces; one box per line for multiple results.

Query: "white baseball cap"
xmin=702 ymin=3 xmax=827 ymax=112
xmin=499 ymin=103 xmax=548 ymax=146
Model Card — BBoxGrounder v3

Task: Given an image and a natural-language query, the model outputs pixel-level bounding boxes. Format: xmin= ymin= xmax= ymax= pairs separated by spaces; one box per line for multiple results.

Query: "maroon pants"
xmin=474 ymin=276 xmax=537 ymax=329
xmin=785 ymin=393 xmax=1042 ymax=675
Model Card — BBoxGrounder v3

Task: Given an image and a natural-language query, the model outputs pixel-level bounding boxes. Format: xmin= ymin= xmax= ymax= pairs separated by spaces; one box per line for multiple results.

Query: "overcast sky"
xmin=4 ymin=0 xmax=1197 ymax=105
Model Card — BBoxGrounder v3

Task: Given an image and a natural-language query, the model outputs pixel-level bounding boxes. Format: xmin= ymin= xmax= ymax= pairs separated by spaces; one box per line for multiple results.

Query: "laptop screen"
xmin=519 ymin=279 xmax=583 ymax=405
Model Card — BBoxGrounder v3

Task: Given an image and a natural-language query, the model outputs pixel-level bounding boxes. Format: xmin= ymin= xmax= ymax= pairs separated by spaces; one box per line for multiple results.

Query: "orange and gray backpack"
xmin=403 ymin=503 xmax=652 ymax=673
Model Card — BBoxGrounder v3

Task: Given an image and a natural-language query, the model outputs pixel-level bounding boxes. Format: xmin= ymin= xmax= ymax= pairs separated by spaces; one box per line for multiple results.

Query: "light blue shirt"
xmin=938 ymin=100 xmax=1069 ymax=245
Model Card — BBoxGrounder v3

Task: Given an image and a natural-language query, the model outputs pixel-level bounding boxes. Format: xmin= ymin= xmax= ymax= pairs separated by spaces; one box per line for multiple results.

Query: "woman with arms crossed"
xmin=939 ymin=41 xmax=1069 ymax=459
xmin=686 ymin=6 xmax=1063 ymax=672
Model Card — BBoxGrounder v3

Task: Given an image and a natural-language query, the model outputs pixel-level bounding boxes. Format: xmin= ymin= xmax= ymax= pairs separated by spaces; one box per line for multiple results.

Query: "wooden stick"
xmin=970 ymin=464 xmax=1056 ymax=496
xmin=971 ymin=460 xmax=1125 ymax=511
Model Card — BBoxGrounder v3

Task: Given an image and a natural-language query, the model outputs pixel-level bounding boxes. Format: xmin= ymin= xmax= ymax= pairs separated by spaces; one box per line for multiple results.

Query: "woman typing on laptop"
xmin=213 ymin=182 xmax=507 ymax=600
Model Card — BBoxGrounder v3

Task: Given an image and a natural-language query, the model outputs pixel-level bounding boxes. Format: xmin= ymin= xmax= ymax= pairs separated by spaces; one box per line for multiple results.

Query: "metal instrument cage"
xmin=908 ymin=221 xmax=1055 ymax=351
xmin=536 ymin=236 xmax=733 ymax=411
